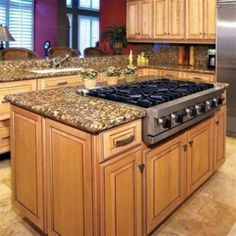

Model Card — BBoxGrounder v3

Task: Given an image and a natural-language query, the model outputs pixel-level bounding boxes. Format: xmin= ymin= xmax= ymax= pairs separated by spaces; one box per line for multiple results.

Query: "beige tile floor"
xmin=0 ymin=138 xmax=236 ymax=236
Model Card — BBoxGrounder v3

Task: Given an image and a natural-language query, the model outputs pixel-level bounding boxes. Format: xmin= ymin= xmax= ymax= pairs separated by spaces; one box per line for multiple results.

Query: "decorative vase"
xmin=83 ymin=79 xmax=97 ymax=89
xmin=107 ymin=76 xmax=119 ymax=85
xmin=125 ymin=73 xmax=136 ymax=82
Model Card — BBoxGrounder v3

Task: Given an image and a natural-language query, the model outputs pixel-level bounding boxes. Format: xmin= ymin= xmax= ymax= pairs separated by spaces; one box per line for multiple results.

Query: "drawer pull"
xmin=193 ymin=77 xmax=203 ymax=81
xmin=115 ymin=135 xmax=135 ymax=147
xmin=1 ymin=100 xmax=9 ymax=104
xmin=165 ymin=74 xmax=174 ymax=77
xmin=183 ymin=144 xmax=188 ymax=152
xmin=2 ymin=136 xmax=10 ymax=141
xmin=57 ymin=81 xmax=68 ymax=86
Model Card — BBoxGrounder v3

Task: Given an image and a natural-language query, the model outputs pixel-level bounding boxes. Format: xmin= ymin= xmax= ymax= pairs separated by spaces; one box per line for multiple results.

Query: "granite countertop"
xmin=5 ymin=85 xmax=146 ymax=134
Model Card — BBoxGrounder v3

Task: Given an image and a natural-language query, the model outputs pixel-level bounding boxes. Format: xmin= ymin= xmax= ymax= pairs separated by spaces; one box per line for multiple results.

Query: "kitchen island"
xmin=6 ymin=77 xmax=227 ymax=236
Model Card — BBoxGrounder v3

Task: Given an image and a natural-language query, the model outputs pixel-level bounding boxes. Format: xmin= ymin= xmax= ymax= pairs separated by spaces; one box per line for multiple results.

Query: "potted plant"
xmin=104 ymin=66 xmax=122 ymax=85
xmin=123 ymin=65 xmax=137 ymax=82
xmin=102 ymin=25 xmax=128 ymax=55
xmin=79 ymin=68 xmax=98 ymax=89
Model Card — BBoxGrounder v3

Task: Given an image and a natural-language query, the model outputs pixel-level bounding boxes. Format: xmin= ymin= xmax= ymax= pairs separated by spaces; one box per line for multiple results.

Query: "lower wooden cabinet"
xmin=186 ymin=118 xmax=214 ymax=196
xmin=214 ymin=105 xmax=227 ymax=171
xmin=11 ymin=106 xmax=44 ymax=231
xmin=145 ymin=134 xmax=186 ymax=234
xmin=0 ymin=119 xmax=10 ymax=154
xmin=45 ymin=119 xmax=93 ymax=236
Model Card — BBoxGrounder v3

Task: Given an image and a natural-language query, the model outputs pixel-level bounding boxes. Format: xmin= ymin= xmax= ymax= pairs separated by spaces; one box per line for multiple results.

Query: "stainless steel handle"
xmin=115 ymin=135 xmax=135 ymax=147
xmin=57 ymin=81 xmax=68 ymax=86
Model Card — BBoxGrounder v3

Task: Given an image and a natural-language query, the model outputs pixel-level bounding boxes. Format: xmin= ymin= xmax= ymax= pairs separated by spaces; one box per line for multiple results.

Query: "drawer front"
xmin=162 ymin=70 xmax=180 ymax=78
xmin=0 ymin=80 xmax=37 ymax=120
xmin=38 ymin=75 xmax=82 ymax=90
xmin=100 ymin=120 xmax=142 ymax=161
xmin=0 ymin=120 xmax=10 ymax=154
xmin=145 ymin=69 xmax=161 ymax=76
xmin=186 ymin=73 xmax=215 ymax=82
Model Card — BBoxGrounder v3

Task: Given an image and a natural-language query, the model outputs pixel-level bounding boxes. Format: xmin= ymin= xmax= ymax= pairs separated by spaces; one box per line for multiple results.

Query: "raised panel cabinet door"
xmin=169 ymin=0 xmax=185 ymax=39
xmin=153 ymin=0 xmax=169 ymax=39
xmin=140 ymin=0 xmax=153 ymax=38
xmin=127 ymin=1 xmax=140 ymax=39
xmin=186 ymin=118 xmax=214 ymax=196
xmin=186 ymin=0 xmax=204 ymax=39
xmin=11 ymin=106 xmax=44 ymax=231
xmin=100 ymin=149 xmax=143 ymax=236
xmin=145 ymin=134 xmax=186 ymax=234
xmin=45 ymin=119 xmax=93 ymax=236
xmin=204 ymin=0 xmax=216 ymax=39
xmin=214 ymin=106 xmax=227 ymax=171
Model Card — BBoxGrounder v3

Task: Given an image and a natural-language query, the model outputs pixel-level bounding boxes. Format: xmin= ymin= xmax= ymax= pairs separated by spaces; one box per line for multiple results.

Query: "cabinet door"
xmin=186 ymin=0 xmax=204 ymax=39
xmin=214 ymin=106 xmax=226 ymax=171
xmin=153 ymin=0 xmax=169 ymax=39
xmin=204 ymin=0 xmax=216 ymax=40
xmin=169 ymin=0 xmax=185 ymax=39
xmin=140 ymin=0 xmax=153 ymax=38
xmin=45 ymin=119 xmax=93 ymax=236
xmin=186 ymin=118 xmax=214 ymax=196
xmin=11 ymin=106 xmax=44 ymax=231
xmin=127 ymin=1 xmax=140 ymax=39
xmin=145 ymin=134 xmax=186 ymax=234
xmin=100 ymin=149 xmax=143 ymax=236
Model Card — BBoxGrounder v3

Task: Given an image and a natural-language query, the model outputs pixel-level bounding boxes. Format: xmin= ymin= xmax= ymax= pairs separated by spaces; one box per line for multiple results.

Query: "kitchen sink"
xmin=30 ymin=67 xmax=83 ymax=74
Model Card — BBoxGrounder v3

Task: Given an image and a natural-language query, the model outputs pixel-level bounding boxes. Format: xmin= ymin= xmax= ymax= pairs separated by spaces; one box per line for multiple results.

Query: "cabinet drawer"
xmin=0 ymin=80 xmax=37 ymax=120
xmin=0 ymin=120 xmax=10 ymax=154
xmin=186 ymin=73 xmax=215 ymax=82
xmin=161 ymin=70 xmax=180 ymax=78
xmin=144 ymin=69 xmax=162 ymax=76
xmin=38 ymin=75 xmax=82 ymax=90
xmin=100 ymin=120 xmax=142 ymax=161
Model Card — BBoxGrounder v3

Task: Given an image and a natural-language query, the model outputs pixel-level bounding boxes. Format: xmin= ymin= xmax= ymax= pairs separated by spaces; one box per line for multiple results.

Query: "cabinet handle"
xmin=193 ymin=77 xmax=203 ymax=81
xmin=2 ymin=136 xmax=10 ymax=141
xmin=189 ymin=140 xmax=193 ymax=146
xmin=115 ymin=135 xmax=135 ymax=147
xmin=57 ymin=81 xmax=68 ymax=86
xmin=138 ymin=164 xmax=145 ymax=173
xmin=1 ymin=100 xmax=8 ymax=104
xmin=183 ymin=144 xmax=188 ymax=152
xmin=165 ymin=74 xmax=174 ymax=78
xmin=216 ymin=120 xmax=220 ymax=125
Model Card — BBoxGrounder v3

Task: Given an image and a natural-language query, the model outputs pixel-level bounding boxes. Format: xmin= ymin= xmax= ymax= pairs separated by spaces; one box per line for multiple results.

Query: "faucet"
xmin=52 ymin=54 xmax=70 ymax=69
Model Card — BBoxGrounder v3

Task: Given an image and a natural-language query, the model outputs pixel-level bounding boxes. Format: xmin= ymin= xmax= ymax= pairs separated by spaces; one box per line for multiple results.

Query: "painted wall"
xmin=34 ymin=0 xmax=58 ymax=57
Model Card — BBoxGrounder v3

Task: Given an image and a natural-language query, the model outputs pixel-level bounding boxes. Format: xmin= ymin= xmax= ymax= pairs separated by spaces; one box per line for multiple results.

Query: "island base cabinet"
xmin=11 ymin=106 xmax=44 ymax=231
xmin=45 ymin=119 xmax=93 ymax=236
xmin=145 ymin=134 xmax=186 ymax=234
xmin=186 ymin=118 xmax=214 ymax=196
xmin=100 ymin=148 xmax=143 ymax=236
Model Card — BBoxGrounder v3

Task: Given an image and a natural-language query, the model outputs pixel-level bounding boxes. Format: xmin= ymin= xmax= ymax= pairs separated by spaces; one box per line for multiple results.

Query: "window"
xmin=0 ymin=0 xmax=34 ymax=49
xmin=78 ymin=16 xmax=99 ymax=55
xmin=67 ymin=13 xmax=73 ymax=48
xmin=79 ymin=0 xmax=100 ymax=11
xmin=66 ymin=0 xmax=72 ymax=8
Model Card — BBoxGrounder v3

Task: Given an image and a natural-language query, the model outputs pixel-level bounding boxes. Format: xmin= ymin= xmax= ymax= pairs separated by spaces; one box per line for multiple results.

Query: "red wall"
xmin=99 ymin=0 xmax=135 ymax=55
xmin=34 ymin=0 xmax=58 ymax=57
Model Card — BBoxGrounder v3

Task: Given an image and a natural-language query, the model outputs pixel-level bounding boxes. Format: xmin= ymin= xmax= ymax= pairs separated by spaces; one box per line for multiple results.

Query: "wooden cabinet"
xmin=144 ymin=68 xmax=162 ymax=76
xmin=45 ymin=119 xmax=93 ymax=236
xmin=38 ymin=74 xmax=82 ymax=90
xmin=0 ymin=80 xmax=37 ymax=120
xmin=162 ymin=69 xmax=180 ymax=78
xmin=145 ymin=134 xmax=186 ymax=234
xmin=186 ymin=0 xmax=216 ymax=40
xmin=0 ymin=120 xmax=10 ymax=154
xmin=11 ymin=106 xmax=44 ymax=231
xmin=214 ymin=105 xmax=227 ymax=171
xmin=100 ymin=148 xmax=143 ymax=236
xmin=153 ymin=0 xmax=185 ymax=39
xmin=186 ymin=118 xmax=214 ymax=196
xmin=186 ymin=72 xmax=215 ymax=82
xmin=127 ymin=0 xmax=153 ymax=39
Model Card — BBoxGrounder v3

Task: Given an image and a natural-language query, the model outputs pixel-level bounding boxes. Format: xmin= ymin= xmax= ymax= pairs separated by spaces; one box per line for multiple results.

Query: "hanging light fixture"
xmin=0 ymin=25 xmax=15 ymax=50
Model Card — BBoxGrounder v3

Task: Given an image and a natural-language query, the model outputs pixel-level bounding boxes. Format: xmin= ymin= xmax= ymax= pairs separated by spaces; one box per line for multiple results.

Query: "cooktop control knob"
xmin=171 ymin=112 xmax=184 ymax=124
xmin=195 ymin=104 xmax=206 ymax=114
xmin=185 ymin=107 xmax=197 ymax=118
xmin=158 ymin=117 xmax=171 ymax=129
xmin=206 ymin=100 xmax=213 ymax=109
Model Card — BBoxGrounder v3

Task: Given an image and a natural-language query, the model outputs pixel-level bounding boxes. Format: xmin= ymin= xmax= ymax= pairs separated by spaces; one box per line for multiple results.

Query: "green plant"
xmin=124 ymin=65 xmax=137 ymax=75
xmin=104 ymin=66 xmax=122 ymax=77
xmin=102 ymin=25 xmax=127 ymax=54
xmin=79 ymin=68 xmax=98 ymax=80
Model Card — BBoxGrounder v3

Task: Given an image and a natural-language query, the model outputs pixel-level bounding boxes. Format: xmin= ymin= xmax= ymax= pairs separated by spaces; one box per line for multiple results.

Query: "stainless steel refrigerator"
xmin=217 ymin=0 xmax=236 ymax=136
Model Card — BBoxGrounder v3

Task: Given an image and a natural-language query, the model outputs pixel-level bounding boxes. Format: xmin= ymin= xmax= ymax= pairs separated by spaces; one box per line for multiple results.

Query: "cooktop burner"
xmin=87 ymin=79 xmax=215 ymax=108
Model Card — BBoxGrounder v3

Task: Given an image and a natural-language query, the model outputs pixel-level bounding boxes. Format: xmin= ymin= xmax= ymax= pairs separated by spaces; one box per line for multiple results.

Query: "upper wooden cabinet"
xmin=127 ymin=0 xmax=153 ymax=39
xmin=127 ymin=0 xmax=216 ymax=43
xmin=153 ymin=0 xmax=185 ymax=39
xmin=186 ymin=0 xmax=216 ymax=40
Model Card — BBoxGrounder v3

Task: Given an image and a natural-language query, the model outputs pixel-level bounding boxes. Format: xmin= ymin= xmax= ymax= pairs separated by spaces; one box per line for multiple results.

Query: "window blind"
xmin=78 ymin=16 xmax=99 ymax=55
xmin=0 ymin=0 xmax=34 ymax=49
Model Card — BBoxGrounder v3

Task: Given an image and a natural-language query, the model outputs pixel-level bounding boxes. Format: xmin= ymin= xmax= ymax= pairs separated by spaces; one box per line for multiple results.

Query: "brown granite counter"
xmin=5 ymin=85 xmax=146 ymax=134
